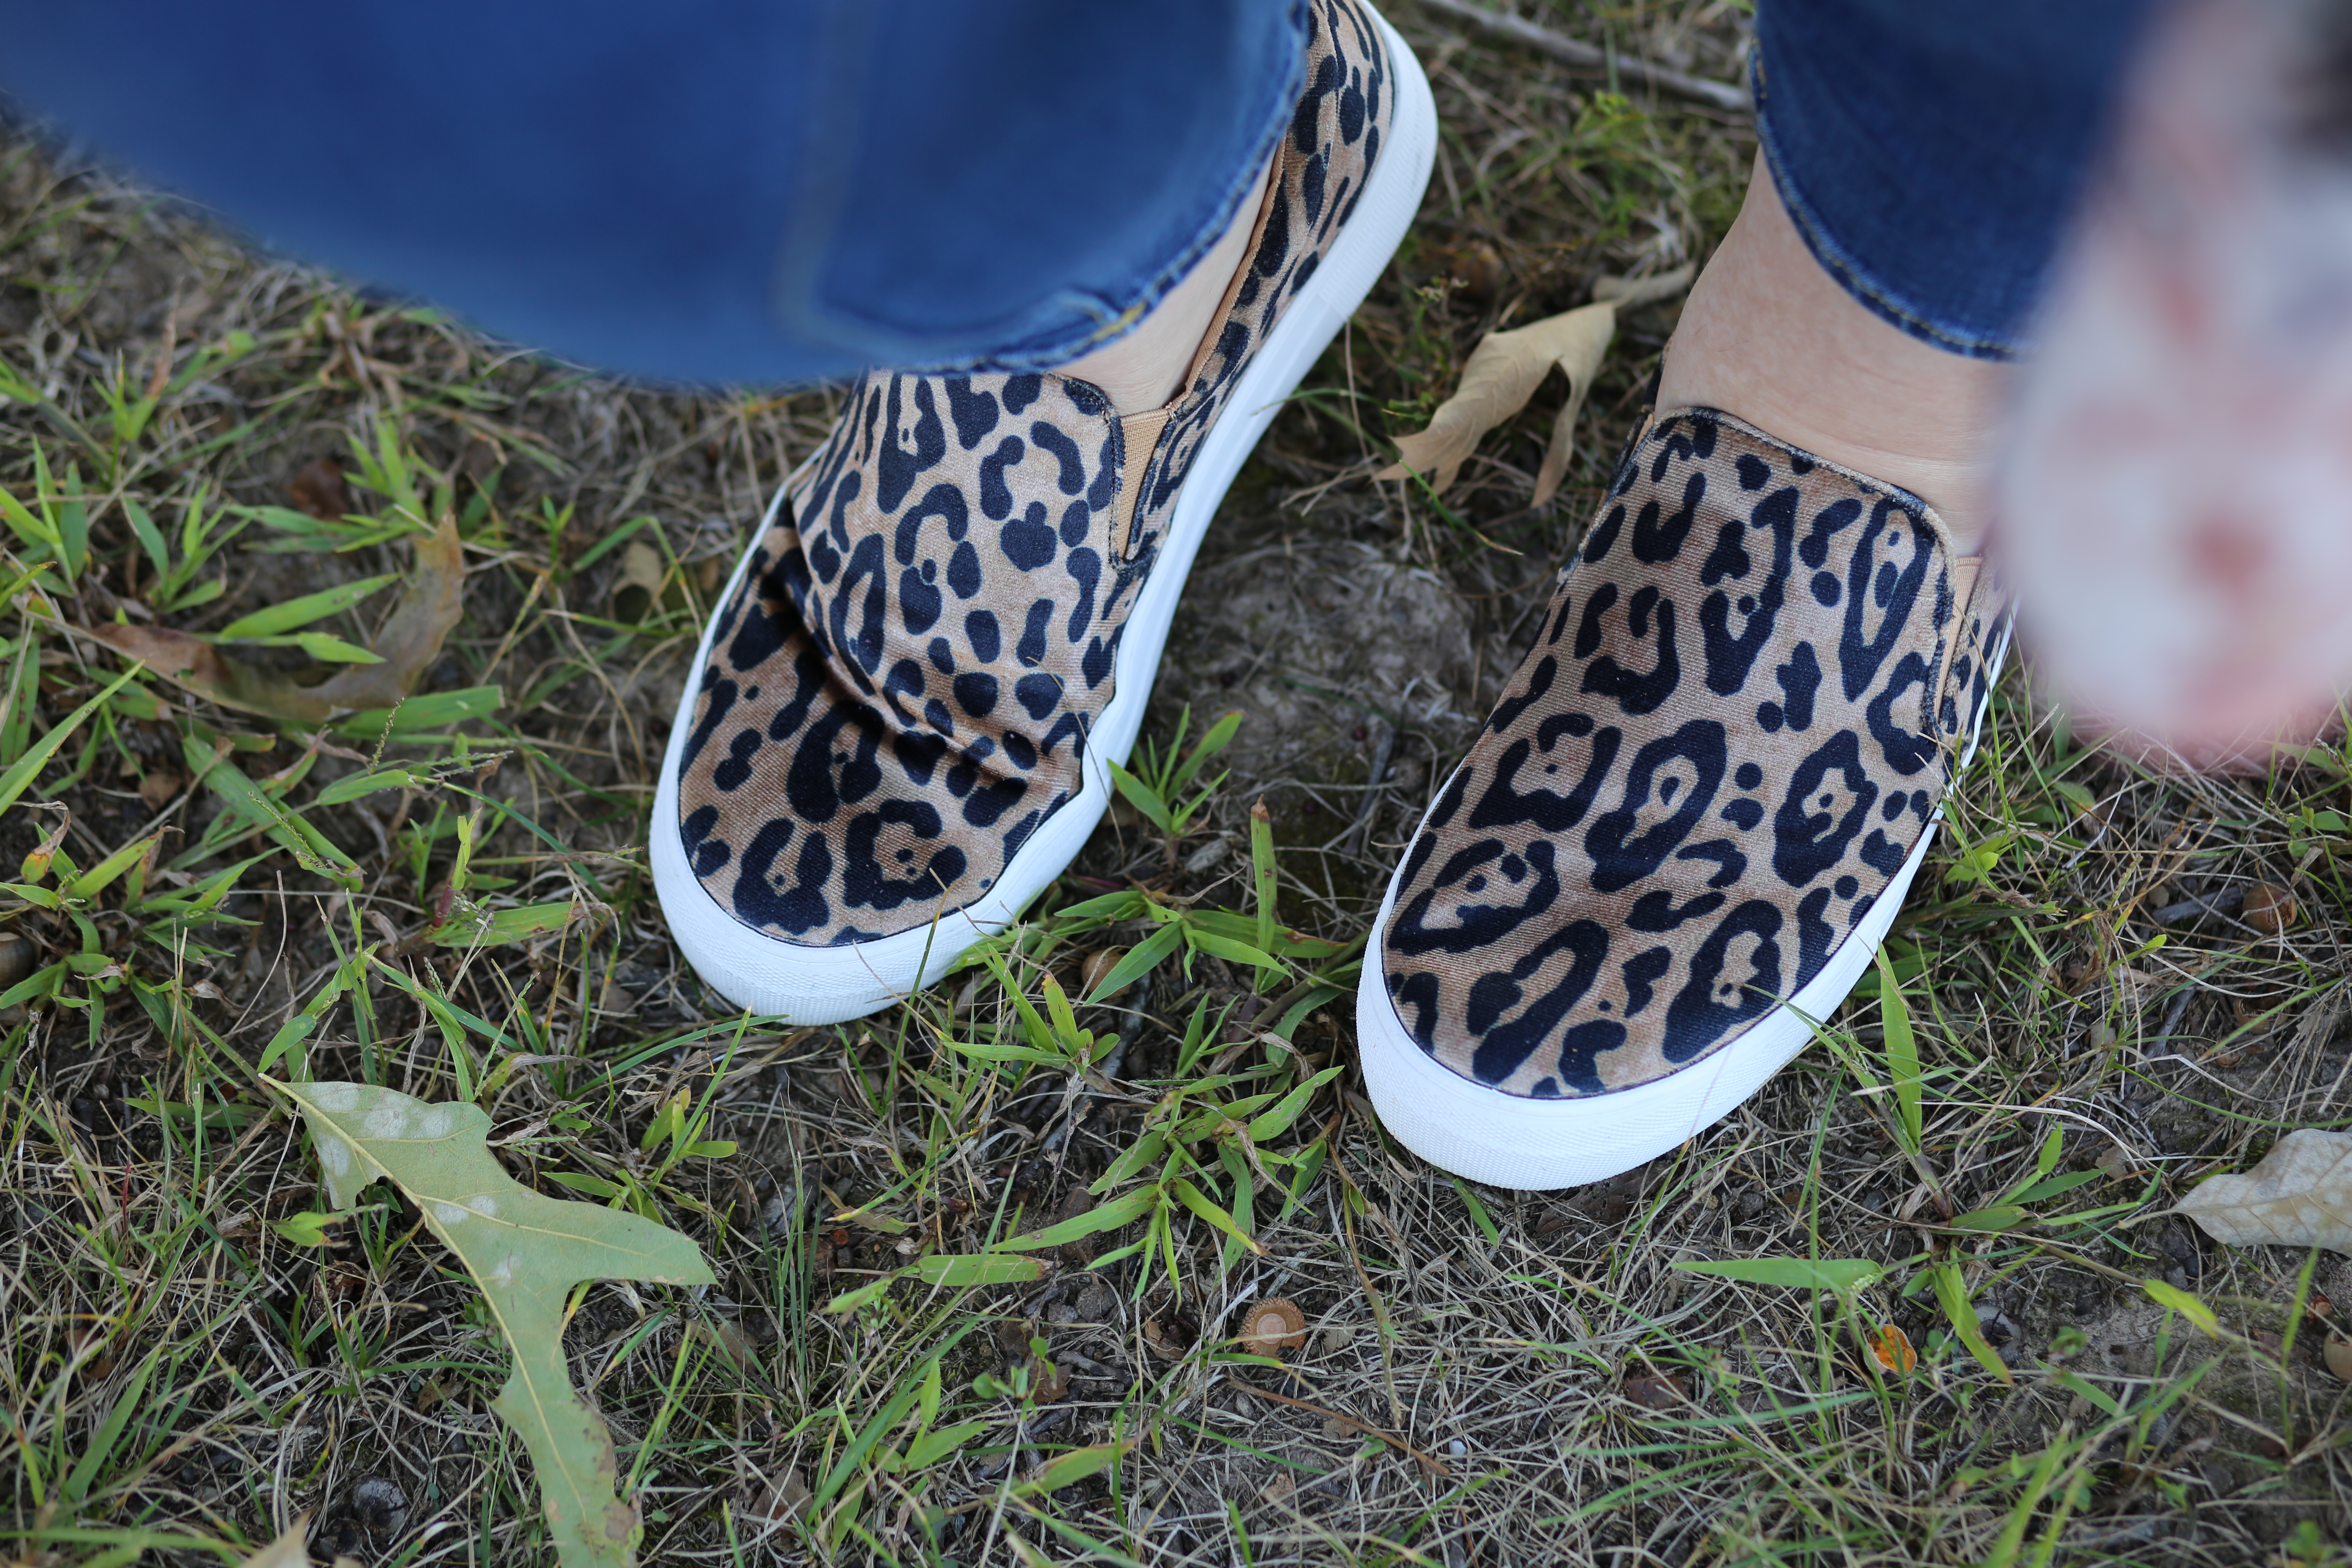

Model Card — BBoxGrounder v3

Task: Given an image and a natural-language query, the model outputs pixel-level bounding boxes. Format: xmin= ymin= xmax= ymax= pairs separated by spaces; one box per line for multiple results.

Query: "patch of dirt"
xmin=1154 ymin=530 xmax=1481 ymax=885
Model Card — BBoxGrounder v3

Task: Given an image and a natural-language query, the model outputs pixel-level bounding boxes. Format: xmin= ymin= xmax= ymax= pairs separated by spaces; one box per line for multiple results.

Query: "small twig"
xmin=1225 ymin=1373 xmax=1451 ymax=1478
xmin=2149 ymin=986 xmax=2197 ymax=1049
xmin=1413 ymin=0 xmax=1752 ymax=113
xmin=2150 ymin=889 xmax=2236 ymax=927
xmin=1327 ymin=1138 xmax=1412 ymax=1432
xmin=1344 ymin=719 xmax=1398 ymax=860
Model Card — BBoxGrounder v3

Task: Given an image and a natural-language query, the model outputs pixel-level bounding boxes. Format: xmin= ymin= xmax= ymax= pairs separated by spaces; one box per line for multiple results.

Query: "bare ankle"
xmin=1052 ymin=152 xmax=1273 ymax=415
xmin=1656 ymin=155 xmax=2010 ymax=555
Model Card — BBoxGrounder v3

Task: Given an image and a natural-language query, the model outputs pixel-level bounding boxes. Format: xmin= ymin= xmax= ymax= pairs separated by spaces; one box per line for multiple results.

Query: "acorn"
xmin=1239 ymin=1298 xmax=1308 ymax=1358
xmin=0 ymin=932 xmax=33 ymax=991
xmin=1080 ymin=947 xmax=1129 ymax=1000
xmin=2243 ymin=882 xmax=2297 ymax=933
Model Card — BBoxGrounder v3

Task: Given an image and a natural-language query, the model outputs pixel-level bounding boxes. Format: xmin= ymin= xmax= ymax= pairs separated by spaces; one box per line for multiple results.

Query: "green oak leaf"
xmin=276 ymin=1080 xmax=714 ymax=1568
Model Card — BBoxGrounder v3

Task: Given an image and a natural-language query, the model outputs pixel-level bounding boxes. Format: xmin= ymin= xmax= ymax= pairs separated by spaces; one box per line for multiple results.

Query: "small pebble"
xmin=1184 ymin=837 xmax=1232 ymax=873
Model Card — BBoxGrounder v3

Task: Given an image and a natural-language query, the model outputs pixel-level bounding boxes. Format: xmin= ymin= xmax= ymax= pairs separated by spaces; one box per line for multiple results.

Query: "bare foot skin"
xmin=1656 ymin=153 xmax=2009 ymax=555
xmin=1053 ymin=152 xmax=1273 ymax=414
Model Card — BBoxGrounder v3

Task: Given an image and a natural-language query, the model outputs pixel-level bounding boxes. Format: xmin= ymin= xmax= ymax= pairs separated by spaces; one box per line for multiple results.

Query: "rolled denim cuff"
xmin=782 ymin=0 xmax=1313 ymax=375
xmin=1751 ymin=0 xmax=2155 ymax=362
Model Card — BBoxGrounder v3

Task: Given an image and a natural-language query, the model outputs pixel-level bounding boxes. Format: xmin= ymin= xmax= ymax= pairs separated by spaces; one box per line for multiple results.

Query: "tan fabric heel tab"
xmin=1171 ymin=151 xmax=1287 ymax=403
xmin=1114 ymin=406 xmax=1174 ymax=558
xmin=1105 ymin=143 xmax=1281 ymax=561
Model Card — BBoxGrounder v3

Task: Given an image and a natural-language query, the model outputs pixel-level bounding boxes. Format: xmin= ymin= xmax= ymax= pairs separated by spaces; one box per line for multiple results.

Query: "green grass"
xmin=5 ymin=3 xmax=2352 ymax=1564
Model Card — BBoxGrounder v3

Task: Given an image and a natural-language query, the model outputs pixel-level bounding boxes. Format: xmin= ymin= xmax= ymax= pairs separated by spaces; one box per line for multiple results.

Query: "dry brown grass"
xmin=4 ymin=4 xmax=2350 ymax=1565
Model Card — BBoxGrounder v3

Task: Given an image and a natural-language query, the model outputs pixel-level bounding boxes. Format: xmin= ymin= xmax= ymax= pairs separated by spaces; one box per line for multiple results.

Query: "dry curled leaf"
xmin=91 ymin=517 xmax=467 ymax=724
xmin=2177 ymin=1128 xmax=2352 ymax=1251
xmin=19 ymin=807 xmax=68 ymax=882
xmin=748 ymin=1468 xmax=809 ymax=1524
xmin=2243 ymin=881 xmax=2297 ymax=933
xmin=234 ymin=1513 xmax=314 ymax=1568
xmin=287 ymin=456 xmax=354 ymax=522
xmin=1621 ymin=1372 xmax=1686 ymax=1410
xmin=608 ymin=539 xmax=665 ymax=625
xmin=1377 ymin=265 xmax=1692 ymax=506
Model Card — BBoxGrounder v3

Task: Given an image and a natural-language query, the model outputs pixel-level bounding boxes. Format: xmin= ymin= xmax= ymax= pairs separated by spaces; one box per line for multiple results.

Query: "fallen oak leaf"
xmin=1587 ymin=268 xmax=1701 ymax=310
xmin=275 ymin=1080 xmax=714 ymax=1568
xmin=2177 ymin=1127 xmax=2352 ymax=1250
xmin=1380 ymin=304 xmax=1607 ymax=502
xmin=1378 ymin=265 xmax=1693 ymax=505
xmin=89 ymin=516 xmax=468 ymax=724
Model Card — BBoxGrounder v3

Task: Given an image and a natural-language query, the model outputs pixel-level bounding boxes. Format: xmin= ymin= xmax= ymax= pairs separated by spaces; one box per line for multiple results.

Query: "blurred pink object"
xmin=1998 ymin=0 xmax=2352 ymax=771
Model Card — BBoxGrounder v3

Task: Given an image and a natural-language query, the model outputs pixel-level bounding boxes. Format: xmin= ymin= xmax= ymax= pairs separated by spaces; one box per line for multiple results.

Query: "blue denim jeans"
xmin=3 ymin=1 xmax=1305 ymax=386
xmin=10 ymin=2 xmax=2150 ymax=382
xmin=1758 ymin=0 xmax=2156 ymax=360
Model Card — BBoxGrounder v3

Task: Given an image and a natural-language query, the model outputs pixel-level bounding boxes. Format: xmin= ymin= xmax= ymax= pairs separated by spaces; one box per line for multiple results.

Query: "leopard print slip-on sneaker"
xmin=1357 ymin=409 xmax=2011 ymax=1189
xmin=650 ymin=0 xmax=1436 ymax=1024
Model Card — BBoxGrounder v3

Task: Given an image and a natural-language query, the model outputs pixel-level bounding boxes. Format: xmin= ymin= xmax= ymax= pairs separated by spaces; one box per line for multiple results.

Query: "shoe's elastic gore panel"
xmin=1113 ymin=140 xmax=1293 ymax=563
xmin=1936 ymin=555 xmax=1984 ymax=715
xmin=1116 ymin=406 xmax=1173 ymax=559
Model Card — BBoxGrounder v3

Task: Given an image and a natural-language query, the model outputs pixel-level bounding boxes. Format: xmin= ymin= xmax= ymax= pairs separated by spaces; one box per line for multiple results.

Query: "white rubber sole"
xmin=650 ymin=13 xmax=1439 ymax=1025
xmin=1356 ymin=617 xmax=2015 ymax=1190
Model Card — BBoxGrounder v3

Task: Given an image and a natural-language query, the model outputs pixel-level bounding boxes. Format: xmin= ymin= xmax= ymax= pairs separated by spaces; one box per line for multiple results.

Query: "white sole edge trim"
xmin=650 ymin=14 xmax=1439 ymax=1025
xmin=1355 ymin=615 xmax=2015 ymax=1190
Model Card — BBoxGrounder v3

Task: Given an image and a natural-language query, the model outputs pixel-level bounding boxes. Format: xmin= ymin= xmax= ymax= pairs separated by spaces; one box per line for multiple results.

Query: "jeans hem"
xmin=1750 ymin=48 xmax=2024 ymax=365
xmin=954 ymin=7 xmax=1308 ymax=374
xmin=951 ymin=57 xmax=1297 ymax=375
xmin=792 ymin=0 xmax=1311 ymax=377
